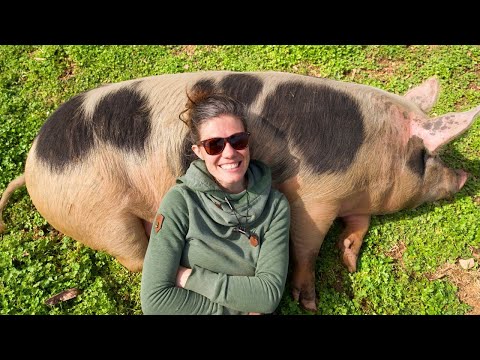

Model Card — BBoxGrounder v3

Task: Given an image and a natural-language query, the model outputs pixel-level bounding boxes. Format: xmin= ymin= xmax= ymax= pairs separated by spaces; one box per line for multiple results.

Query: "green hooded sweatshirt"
xmin=141 ymin=159 xmax=290 ymax=315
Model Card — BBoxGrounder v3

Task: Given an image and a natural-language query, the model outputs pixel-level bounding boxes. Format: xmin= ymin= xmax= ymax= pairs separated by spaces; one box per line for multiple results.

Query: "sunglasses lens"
xmin=200 ymin=132 xmax=250 ymax=155
xmin=229 ymin=132 xmax=249 ymax=150
xmin=204 ymin=138 xmax=226 ymax=155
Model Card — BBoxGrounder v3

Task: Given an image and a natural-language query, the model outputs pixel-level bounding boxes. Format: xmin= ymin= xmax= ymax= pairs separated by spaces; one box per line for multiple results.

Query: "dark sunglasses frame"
xmin=197 ymin=132 xmax=251 ymax=156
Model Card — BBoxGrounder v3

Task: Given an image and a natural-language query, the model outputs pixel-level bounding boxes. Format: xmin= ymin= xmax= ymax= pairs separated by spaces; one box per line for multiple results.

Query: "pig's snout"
xmin=455 ymin=169 xmax=468 ymax=190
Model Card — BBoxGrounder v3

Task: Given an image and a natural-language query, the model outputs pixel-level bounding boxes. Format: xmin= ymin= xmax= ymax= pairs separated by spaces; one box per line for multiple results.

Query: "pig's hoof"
xmin=291 ymin=288 xmax=318 ymax=312
xmin=342 ymin=248 xmax=357 ymax=273
xmin=292 ymin=287 xmax=300 ymax=302
xmin=300 ymin=298 xmax=318 ymax=313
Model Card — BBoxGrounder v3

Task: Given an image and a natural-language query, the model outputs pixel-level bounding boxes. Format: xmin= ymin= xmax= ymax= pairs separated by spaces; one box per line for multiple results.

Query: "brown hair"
xmin=179 ymin=88 xmax=248 ymax=145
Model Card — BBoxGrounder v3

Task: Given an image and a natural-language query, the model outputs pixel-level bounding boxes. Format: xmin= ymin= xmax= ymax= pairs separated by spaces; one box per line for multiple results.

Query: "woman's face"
xmin=192 ymin=114 xmax=250 ymax=194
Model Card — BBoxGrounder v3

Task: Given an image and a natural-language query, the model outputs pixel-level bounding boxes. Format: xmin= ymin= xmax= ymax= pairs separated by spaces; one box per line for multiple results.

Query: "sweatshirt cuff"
xmin=185 ymin=265 xmax=224 ymax=301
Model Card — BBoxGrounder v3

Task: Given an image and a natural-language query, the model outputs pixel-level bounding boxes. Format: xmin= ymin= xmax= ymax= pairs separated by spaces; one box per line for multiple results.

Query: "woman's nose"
xmin=221 ymin=141 xmax=237 ymax=157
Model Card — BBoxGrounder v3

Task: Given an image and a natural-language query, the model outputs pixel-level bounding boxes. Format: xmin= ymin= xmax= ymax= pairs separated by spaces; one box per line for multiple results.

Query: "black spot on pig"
xmin=248 ymin=114 xmax=300 ymax=183
xmin=219 ymin=74 xmax=263 ymax=107
xmin=408 ymin=148 xmax=426 ymax=177
xmin=94 ymin=87 xmax=151 ymax=153
xmin=36 ymin=93 xmax=94 ymax=172
xmin=406 ymin=136 xmax=426 ymax=177
xmin=35 ymin=86 xmax=152 ymax=173
xmin=431 ymin=118 xmax=444 ymax=131
xmin=191 ymin=78 xmax=216 ymax=94
xmin=260 ymin=82 xmax=365 ymax=174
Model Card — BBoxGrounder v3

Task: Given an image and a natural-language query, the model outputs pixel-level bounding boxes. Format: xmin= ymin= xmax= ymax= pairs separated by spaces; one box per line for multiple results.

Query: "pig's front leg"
xmin=290 ymin=200 xmax=338 ymax=312
xmin=337 ymin=214 xmax=371 ymax=272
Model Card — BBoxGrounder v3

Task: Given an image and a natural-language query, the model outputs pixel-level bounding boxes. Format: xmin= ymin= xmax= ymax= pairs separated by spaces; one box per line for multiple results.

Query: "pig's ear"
xmin=404 ymin=77 xmax=440 ymax=113
xmin=411 ymin=105 xmax=480 ymax=153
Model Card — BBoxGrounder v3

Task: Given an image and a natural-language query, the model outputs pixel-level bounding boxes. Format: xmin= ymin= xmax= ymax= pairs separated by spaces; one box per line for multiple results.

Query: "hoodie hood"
xmin=176 ymin=159 xmax=272 ymax=227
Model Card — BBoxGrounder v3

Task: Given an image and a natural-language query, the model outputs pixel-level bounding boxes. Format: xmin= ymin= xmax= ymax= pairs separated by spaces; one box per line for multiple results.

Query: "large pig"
xmin=0 ymin=71 xmax=478 ymax=312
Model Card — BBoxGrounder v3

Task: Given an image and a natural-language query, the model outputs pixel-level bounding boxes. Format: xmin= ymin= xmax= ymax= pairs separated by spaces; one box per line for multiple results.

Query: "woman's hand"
xmin=176 ymin=266 xmax=192 ymax=288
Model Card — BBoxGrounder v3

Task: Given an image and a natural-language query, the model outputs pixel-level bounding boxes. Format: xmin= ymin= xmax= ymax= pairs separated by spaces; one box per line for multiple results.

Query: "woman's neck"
xmin=215 ymin=177 xmax=247 ymax=194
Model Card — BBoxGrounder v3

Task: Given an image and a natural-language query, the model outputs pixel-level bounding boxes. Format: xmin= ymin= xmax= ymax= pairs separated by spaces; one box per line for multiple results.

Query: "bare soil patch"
xmin=427 ymin=252 xmax=480 ymax=315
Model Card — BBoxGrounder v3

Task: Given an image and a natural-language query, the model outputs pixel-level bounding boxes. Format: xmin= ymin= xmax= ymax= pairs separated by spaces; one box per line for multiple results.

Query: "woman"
xmin=140 ymin=90 xmax=291 ymax=315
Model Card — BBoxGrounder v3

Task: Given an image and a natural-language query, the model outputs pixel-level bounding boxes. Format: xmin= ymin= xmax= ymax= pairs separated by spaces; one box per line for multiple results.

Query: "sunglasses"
xmin=197 ymin=131 xmax=251 ymax=156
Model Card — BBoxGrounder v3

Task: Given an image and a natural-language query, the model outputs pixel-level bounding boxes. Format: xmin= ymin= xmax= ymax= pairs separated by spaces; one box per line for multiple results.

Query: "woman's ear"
xmin=192 ymin=144 xmax=204 ymax=160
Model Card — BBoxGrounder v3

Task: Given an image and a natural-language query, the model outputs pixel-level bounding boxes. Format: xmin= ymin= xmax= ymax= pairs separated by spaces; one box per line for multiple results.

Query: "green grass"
xmin=1 ymin=45 xmax=479 ymax=315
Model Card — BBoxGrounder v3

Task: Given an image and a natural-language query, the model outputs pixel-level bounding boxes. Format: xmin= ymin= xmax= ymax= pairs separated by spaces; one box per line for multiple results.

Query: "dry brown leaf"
xmin=45 ymin=288 xmax=81 ymax=306
xmin=427 ymin=272 xmax=447 ymax=280
xmin=459 ymin=258 xmax=475 ymax=270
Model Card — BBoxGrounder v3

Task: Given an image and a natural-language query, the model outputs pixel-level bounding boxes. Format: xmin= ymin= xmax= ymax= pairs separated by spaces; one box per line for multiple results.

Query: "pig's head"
xmin=394 ymin=78 xmax=479 ymax=210
xmin=404 ymin=135 xmax=469 ymax=207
